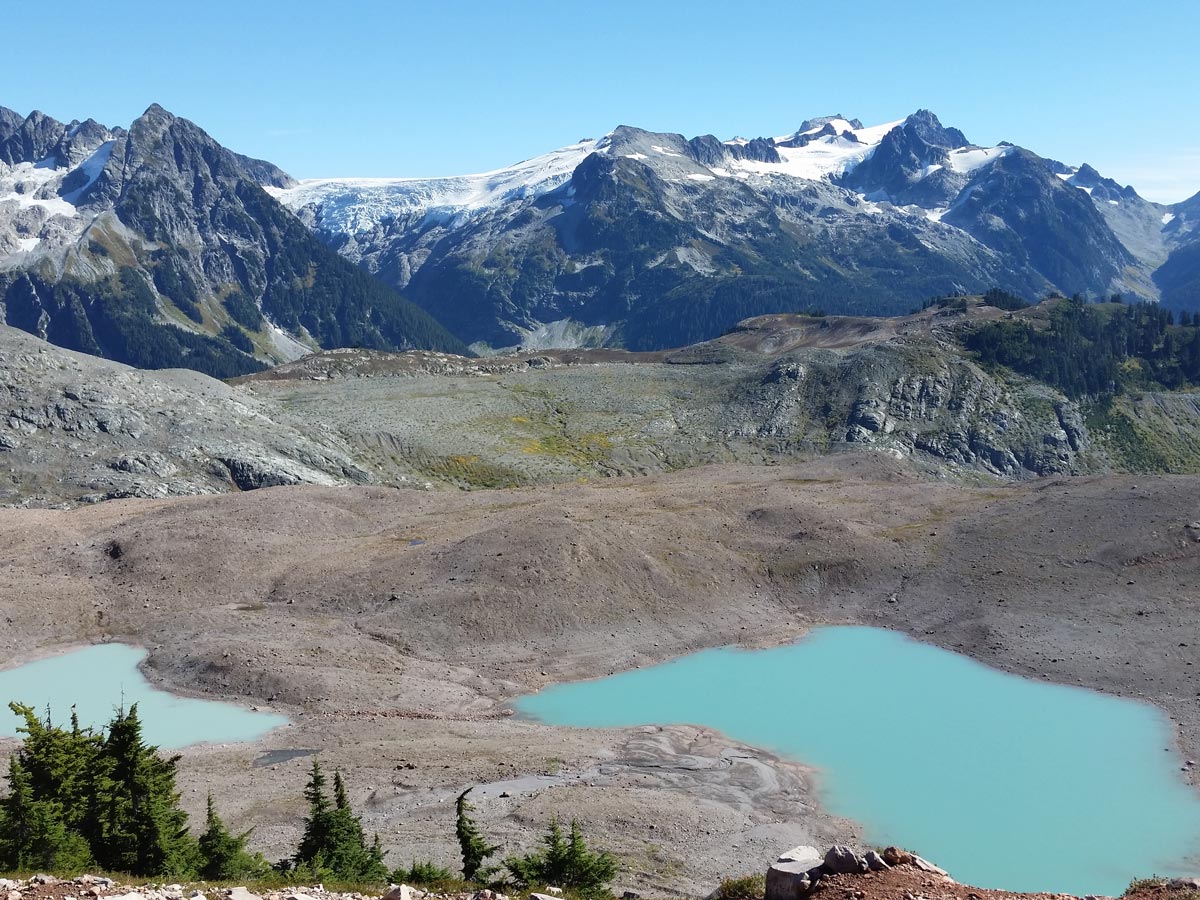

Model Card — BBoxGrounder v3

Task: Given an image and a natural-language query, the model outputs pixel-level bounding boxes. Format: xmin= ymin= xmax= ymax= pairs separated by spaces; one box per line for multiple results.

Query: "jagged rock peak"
xmin=899 ymin=109 xmax=969 ymax=150
xmin=0 ymin=105 xmax=26 ymax=140
xmin=0 ymin=107 xmax=128 ymax=169
xmin=1066 ymin=162 xmax=1140 ymax=202
xmin=689 ymin=133 xmax=780 ymax=166
xmin=0 ymin=109 xmax=69 ymax=165
xmin=121 ymin=102 xmax=295 ymax=188
xmin=141 ymin=102 xmax=172 ymax=118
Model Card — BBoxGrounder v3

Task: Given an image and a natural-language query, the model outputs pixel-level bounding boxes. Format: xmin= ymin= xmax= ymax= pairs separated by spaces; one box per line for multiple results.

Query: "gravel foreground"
xmin=5 ymin=851 xmax=1199 ymax=900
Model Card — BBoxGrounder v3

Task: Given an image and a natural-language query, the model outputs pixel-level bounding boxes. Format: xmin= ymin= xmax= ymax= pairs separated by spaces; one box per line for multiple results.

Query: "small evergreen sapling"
xmin=198 ymin=794 xmax=267 ymax=879
xmin=505 ymin=818 xmax=617 ymax=899
xmin=291 ymin=760 xmax=388 ymax=881
xmin=455 ymin=789 xmax=499 ymax=882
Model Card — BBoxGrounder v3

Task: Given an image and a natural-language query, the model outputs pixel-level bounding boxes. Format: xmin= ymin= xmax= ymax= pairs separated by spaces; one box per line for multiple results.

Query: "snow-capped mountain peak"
xmin=731 ymin=116 xmax=906 ymax=180
xmin=271 ymin=114 xmax=931 ymax=238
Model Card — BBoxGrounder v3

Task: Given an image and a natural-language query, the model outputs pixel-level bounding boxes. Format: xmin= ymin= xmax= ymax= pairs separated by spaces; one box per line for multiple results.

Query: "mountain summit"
xmin=0 ymin=103 xmax=466 ymax=375
xmin=271 ymin=109 xmax=1196 ymax=351
xmin=5 ymin=103 xmax=1198 ymax=365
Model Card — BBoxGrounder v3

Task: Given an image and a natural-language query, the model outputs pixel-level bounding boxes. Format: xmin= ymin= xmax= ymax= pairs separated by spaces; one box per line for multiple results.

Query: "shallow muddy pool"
xmin=515 ymin=625 xmax=1200 ymax=895
xmin=0 ymin=643 xmax=288 ymax=748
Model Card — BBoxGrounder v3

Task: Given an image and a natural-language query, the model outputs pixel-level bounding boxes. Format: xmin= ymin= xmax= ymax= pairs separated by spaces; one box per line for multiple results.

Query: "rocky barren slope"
xmin=236 ymin=299 xmax=1200 ymax=488
xmin=0 ymin=323 xmax=376 ymax=506
xmin=10 ymin=299 xmax=1200 ymax=508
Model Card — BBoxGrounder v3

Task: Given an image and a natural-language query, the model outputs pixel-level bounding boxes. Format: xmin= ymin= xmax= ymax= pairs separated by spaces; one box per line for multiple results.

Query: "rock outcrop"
xmin=0 ymin=323 xmax=377 ymax=505
xmin=766 ymin=845 xmax=952 ymax=900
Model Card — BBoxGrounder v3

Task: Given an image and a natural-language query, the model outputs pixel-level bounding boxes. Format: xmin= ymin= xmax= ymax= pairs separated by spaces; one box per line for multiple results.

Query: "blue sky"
xmin=3 ymin=0 xmax=1196 ymax=203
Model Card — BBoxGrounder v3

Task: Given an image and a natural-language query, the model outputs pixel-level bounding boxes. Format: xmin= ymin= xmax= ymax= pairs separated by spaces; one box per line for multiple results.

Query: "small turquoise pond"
xmin=0 ymin=643 xmax=288 ymax=748
xmin=515 ymin=626 xmax=1200 ymax=896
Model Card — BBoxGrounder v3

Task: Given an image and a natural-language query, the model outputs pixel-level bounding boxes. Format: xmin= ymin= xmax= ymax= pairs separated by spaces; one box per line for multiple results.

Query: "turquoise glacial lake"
xmin=515 ymin=626 xmax=1200 ymax=896
xmin=0 ymin=643 xmax=288 ymax=748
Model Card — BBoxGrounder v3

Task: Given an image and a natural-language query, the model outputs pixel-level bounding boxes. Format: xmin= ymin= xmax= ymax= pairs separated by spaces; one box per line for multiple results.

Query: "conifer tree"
xmin=293 ymin=762 xmax=387 ymax=881
xmin=0 ymin=756 xmax=92 ymax=871
xmin=7 ymin=702 xmax=100 ymax=832
xmin=296 ymin=759 xmax=331 ymax=869
xmin=455 ymin=789 xmax=499 ymax=882
xmin=98 ymin=704 xmax=197 ymax=876
xmin=366 ymin=834 xmax=389 ymax=883
xmin=198 ymin=794 xmax=266 ymax=880
xmin=334 ymin=770 xmax=350 ymax=810
xmin=505 ymin=818 xmax=616 ymax=898
xmin=0 ymin=703 xmax=260 ymax=879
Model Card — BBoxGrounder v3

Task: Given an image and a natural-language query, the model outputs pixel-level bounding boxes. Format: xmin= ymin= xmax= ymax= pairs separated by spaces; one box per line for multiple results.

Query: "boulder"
xmin=864 ymin=851 xmax=890 ymax=872
xmin=1168 ymin=879 xmax=1200 ymax=890
xmin=382 ymin=888 xmax=416 ymax=900
xmin=823 ymin=845 xmax=867 ymax=875
xmin=882 ymin=846 xmax=913 ymax=866
xmin=776 ymin=845 xmax=822 ymax=867
xmin=765 ymin=860 xmax=813 ymax=900
xmin=226 ymin=889 xmax=262 ymax=900
xmin=910 ymin=854 xmax=949 ymax=876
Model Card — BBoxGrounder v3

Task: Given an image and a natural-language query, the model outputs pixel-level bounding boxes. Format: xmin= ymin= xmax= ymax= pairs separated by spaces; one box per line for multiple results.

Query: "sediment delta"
xmin=1 ymin=456 xmax=1198 ymax=894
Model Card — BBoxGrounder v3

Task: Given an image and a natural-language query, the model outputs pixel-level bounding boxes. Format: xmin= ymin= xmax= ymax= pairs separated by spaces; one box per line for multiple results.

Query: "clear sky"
xmin=3 ymin=0 xmax=1196 ymax=203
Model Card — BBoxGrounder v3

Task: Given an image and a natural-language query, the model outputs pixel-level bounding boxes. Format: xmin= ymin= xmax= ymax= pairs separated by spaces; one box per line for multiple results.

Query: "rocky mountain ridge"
xmin=272 ymin=110 xmax=1200 ymax=352
xmin=9 ymin=298 xmax=1200 ymax=507
xmin=0 ymin=104 xmax=467 ymax=376
xmin=5 ymin=101 xmax=1198 ymax=371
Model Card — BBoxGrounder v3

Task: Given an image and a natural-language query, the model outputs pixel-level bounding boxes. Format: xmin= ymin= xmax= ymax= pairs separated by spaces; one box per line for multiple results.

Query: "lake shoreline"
xmin=0 ymin=643 xmax=288 ymax=749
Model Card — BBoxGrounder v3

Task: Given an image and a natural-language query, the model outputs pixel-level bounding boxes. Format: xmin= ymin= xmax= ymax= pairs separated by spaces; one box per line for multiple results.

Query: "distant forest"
xmin=965 ymin=293 xmax=1200 ymax=398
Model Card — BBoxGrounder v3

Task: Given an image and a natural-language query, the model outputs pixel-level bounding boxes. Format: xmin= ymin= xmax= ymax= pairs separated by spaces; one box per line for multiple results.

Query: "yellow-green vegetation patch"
xmin=82 ymin=223 xmax=140 ymax=269
xmin=414 ymin=453 xmax=527 ymax=490
xmin=711 ymin=874 xmax=767 ymax=900
xmin=521 ymin=431 xmax=614 ymax=464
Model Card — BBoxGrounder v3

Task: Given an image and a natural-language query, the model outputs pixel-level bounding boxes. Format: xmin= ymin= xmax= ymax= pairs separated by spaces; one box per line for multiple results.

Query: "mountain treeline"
xmin=1 ymin=271 xmax=266 ymax=379
xmin=232 ymin=184 xmax=471 ymax=357
xmin=965 ymin=296 xmax=1200 ymax=398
